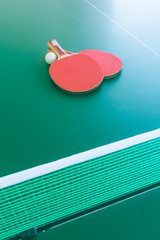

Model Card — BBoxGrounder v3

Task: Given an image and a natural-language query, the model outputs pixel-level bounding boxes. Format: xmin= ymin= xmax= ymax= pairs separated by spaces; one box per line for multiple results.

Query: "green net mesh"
xmin=0 ymin=137 xmax=160 ymax=239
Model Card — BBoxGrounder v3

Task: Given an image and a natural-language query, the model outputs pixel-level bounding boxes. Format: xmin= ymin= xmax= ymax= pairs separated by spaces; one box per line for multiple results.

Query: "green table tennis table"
xmin=0 ymin=0 xmax=160 ymax=239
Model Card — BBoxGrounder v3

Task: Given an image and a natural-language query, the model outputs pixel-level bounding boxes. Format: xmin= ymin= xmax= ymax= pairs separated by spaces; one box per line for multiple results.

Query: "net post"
xmin=20 ymin=228 xmax=37 ymax=240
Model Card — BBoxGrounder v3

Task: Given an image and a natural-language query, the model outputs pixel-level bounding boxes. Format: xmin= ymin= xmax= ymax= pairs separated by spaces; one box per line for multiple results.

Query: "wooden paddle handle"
xmin=47 ymin=40 xmax=69 ymax=59
xmin=47 ymin=47 xmax=74 ymax=55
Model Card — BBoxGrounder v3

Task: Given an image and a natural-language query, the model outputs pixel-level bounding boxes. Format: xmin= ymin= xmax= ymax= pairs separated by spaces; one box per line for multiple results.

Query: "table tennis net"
xmin=0 ymin=129 xmax=160 ymax=239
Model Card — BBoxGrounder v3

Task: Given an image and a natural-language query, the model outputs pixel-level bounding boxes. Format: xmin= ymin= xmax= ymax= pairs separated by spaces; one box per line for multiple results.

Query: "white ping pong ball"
xmin=45 ymin=52 xmax=57 ymax=64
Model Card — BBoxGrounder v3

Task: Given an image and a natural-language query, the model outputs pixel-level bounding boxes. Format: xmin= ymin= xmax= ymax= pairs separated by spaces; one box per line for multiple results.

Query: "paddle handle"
xmin=47 ymin=40 xmax=69 ymax=59
xmin=47 ymin=47 xmax=74 ymax=55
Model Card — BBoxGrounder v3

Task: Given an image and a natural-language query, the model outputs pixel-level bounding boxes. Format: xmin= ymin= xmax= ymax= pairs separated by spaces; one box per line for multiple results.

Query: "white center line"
xmin=84 ymin=0 xmax=160 ymax=59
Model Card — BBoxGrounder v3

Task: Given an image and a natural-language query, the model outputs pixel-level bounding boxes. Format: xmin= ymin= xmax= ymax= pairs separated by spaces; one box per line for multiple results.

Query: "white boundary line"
xmin=0 ymin=129 xmax=160 ymax=189
xmin=84 ymin=0 xmax=160 ymax=59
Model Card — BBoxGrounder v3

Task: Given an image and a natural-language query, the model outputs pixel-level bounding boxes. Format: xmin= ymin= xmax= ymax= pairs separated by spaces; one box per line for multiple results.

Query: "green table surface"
xmin=0 ymin=0 xmax=160 ymax=239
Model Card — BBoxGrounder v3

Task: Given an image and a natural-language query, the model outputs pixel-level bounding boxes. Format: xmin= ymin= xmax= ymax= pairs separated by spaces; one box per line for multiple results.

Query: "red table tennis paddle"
xmin=48 ymin=40 xmax=104 ymax=94
xmin=80 ymin=49 xmax=122 ymax=78
xmin=47 ymin=40 xmax=122 ymax=78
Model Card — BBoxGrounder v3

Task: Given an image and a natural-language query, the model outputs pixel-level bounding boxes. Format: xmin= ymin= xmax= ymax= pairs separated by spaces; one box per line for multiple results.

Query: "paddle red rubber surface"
xmin=49 ymin=54 xmax=103 ymax=94
xmin=80 ymin=50 xmax=123 ymax=78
